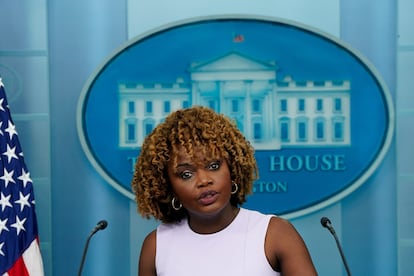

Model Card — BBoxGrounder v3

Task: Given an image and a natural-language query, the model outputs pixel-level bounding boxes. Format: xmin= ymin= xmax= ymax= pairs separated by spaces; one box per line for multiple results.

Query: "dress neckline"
xmin=185 ymin=207 xmax=244 ymax=236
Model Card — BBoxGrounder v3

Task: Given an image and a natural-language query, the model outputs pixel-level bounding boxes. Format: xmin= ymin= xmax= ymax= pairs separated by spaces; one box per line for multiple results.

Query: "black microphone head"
xmin=97 ymin=220 xmax=108 ymax=230
xmin=320 ymin=216 xmax=331 ymax=228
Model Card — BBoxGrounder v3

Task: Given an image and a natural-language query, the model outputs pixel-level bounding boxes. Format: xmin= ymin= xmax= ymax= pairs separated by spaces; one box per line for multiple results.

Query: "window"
xmin=253 ymin=122 xmax=262 ymax=140
xmin=145 ymin=101 xmax=153 ymax=114
xmin=280 ymin=118 xmax=290 ymax=142
xmin=231 ymin=99 xmax=239 ymax=113
xmin=126 ymin=123 xmax=136 ymax=143
xmin=280 ymin=99 xmax=287 ymax=113
xmin=314 ymin=118 xmax=325 ymax=140
xmin=316 ymin=99 xmax=323 ymax=112
xmin=296 ymin=117 xmax=308 ymax=142
xmin=333 ymin=121 xmax=344 ymax=140
xmin=298 ymin=122 xmax=307 ymax=140
xmin=298 ymin=99 xmax=305 ymax=112
xmin=143 ymin=118 xmax=155 ymax=136
xmin=208 ymin=100 xmax=215 ymax=110
xmin=164 ymin=101 xmax=171 ymax=113
xmin=145 ymin=122 xmax=153 ymax=136
xmin=125 ymin=118 xmax=137 ymax=143
xmin=128 ymin=101 xmax=135 ymax=114
xmin=252 ymin=99 xmax=261 ymax=113
xmin=182 ymin=100 xmax=189 ymax=108
xmin=334 ymin=98 xmax=342 ymax=112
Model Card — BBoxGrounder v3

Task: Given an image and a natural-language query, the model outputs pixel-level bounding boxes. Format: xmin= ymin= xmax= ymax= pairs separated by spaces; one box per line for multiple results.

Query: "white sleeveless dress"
xmin=155 ymin=208 xmax=281 ymax=276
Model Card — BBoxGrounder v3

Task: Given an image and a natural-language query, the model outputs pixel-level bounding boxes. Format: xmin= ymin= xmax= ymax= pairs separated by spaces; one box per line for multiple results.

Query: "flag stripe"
xmin=6 ymin=256 xmax=29 ymax=276
xmin=22 ymin=240 xmax=44 ymax=275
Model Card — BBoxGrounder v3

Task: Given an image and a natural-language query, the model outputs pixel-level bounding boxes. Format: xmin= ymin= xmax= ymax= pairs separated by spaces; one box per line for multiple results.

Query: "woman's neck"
xmin=187 ymin=205 xmax=240 ymax=234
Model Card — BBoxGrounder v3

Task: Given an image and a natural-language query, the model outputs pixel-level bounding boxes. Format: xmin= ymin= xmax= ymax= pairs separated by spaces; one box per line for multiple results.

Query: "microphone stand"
xmin=330 ymin=227 xmax=352 ymax=276
xmin=321 ymin=217 xmax=351 ymax=276
xmin=78 ymin=220 xmax=108 ymax=276
xmin=78 ymin=230 xmax=95 ymax=276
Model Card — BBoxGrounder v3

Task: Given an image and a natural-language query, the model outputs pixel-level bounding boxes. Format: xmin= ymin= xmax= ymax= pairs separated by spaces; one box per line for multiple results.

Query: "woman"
xmin=131 ymin=106 xmax=317 ymax=275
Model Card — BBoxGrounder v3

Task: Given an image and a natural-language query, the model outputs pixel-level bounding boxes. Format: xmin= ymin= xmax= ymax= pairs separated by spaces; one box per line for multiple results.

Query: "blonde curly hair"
xmin=131 ymin=106 xmax=258 ymax=223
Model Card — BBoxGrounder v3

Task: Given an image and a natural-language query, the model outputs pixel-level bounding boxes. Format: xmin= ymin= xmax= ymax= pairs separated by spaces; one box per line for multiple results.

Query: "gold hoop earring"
xmin=171 ymin=197 xmax=182 ymax=211
xmin=231 ymin=181 xmax=239 ymax=194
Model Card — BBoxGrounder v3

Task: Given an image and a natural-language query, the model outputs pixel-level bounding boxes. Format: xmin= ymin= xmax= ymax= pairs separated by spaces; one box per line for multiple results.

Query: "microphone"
xmin=78 ymin=220 xmax=108 ymax=276
xmin=91 ymin=219 xmax=108 ymax=235
xmin=320 ymin=217 xmax=352 ymax=276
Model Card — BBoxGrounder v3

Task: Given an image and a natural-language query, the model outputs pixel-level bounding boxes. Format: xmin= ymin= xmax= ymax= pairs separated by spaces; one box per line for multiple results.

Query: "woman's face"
xmin=167 ymin=146 xmax=233 ymax=219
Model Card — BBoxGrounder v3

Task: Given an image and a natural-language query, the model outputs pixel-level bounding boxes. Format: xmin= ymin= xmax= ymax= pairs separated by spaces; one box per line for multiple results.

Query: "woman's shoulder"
xmin=267 ymin=215 xmax=299 ymax=240
xmin=142 ymin=229 xmax=156 ymax=248
xmin=265 ymin=216 xmax=318 ymax=274
xmin=240 ymin=208 xmax=276 ymax=224
xmin=241 ymin=208 xmax=291 ymax=228
xmin=139 ymin=230 xmax=157 ymax=275
xmin=241 ymin=207 xmax=275 ymax=217
xmin=157 ymin=218 xmax=187 ymax=233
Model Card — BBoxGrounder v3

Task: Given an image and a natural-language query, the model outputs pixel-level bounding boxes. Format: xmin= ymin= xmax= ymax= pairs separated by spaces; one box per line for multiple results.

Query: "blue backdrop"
xmin=0 ymin=0 xmax=404 ymax=275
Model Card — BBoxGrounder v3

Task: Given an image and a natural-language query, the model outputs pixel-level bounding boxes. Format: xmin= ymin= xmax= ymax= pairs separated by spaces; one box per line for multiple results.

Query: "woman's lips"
xmin=198 ymin=191 xmax=219 ymax=205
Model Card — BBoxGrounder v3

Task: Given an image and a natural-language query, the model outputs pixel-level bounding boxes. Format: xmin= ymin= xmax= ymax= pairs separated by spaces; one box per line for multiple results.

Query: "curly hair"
xmin=131 ymin=106 xmax=258 ymax=223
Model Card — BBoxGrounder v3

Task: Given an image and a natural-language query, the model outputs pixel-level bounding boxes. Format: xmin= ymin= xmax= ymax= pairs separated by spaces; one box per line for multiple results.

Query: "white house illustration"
xmin=118 ymin=52 xmax=351 ymax=149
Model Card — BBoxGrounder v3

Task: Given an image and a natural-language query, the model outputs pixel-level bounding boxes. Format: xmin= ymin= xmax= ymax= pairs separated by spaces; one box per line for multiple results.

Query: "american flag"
xmin=232 ymin=33 xmax=245 ymax=43
xmin=0 ymin=78 xmax=44 ymax=275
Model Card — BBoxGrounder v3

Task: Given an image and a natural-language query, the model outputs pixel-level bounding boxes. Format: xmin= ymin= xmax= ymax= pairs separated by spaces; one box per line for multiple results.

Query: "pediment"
xmin=190 ymin=52 xmax=276 ymax=72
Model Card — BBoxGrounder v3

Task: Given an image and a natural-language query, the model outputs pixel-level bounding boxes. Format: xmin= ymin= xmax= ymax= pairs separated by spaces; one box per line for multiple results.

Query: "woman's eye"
xmin=179 ymin=171 xmax=193 ymax=179
xmin=208 ymin=161 xmax=220 ymax=170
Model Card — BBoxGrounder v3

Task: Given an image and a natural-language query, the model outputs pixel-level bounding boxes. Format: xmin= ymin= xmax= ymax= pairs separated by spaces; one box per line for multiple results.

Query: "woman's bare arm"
xmin=138 ymin=230 xmax=157 ymax=276
xmin=266 ymin=217 xmax=317 ymax=275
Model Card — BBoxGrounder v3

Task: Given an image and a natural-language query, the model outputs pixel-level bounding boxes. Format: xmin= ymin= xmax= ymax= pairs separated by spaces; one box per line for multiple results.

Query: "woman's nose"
xmin=196 ymin=170 xmax=213 ymax=187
